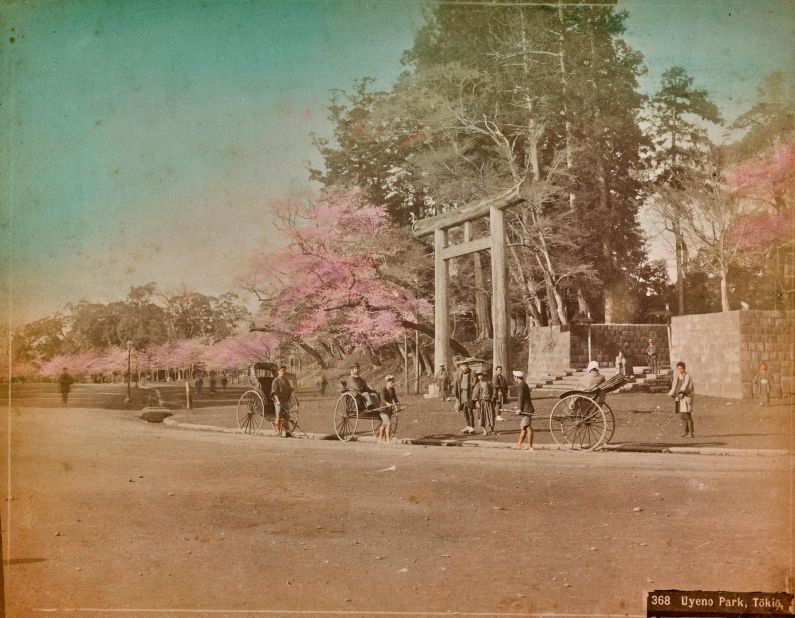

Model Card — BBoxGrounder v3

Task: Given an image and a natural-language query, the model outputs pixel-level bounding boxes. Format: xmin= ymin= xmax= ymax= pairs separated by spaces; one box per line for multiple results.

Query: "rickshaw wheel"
xmin=286 ymin=393 xmax=300 ymax=435
xmin=334 ymin=392 xmax=359 ymax=441
xmin=602 ymin=402 xmax=616 ymax=445
xmin=237 ymin=390 xmax=266 ymax=435
xmin=549 ymin=394 xmax=607 ymax=451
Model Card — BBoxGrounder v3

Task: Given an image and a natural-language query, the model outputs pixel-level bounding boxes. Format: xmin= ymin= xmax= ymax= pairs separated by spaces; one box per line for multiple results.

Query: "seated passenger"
xmin=347 ymin=363 xmax=379 ymax=409
xmin=579 ymin=360 xmax=606 ymax=404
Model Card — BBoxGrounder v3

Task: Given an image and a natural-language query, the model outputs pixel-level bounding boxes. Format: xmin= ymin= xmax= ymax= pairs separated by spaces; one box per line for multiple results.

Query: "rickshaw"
xmin=236 ymin=362 xmax=302 ymax=436
xmin=548 ymin=372 xmax=630 ymax=451
xmin=333 ymin=376 xmax=407 ymax=442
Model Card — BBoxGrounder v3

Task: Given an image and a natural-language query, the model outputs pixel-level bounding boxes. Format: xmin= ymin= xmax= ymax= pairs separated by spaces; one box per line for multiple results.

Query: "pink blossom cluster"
xmin=255 ymin=189 xmax=430 ymax=348
xmin=26 ymin=331 xmax=279 ymax=379
xmin=733 ymin=208 xmax=795 ymax=251
xmin=728 ymin=140 xmax=795 ymax=200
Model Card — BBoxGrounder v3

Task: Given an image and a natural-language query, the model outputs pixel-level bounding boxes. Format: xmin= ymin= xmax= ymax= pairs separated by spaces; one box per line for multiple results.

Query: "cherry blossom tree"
xmin=727 ymin=139 xmax=795 ymax=210
xmin=244 ymin=189 xmax=468 ymax=359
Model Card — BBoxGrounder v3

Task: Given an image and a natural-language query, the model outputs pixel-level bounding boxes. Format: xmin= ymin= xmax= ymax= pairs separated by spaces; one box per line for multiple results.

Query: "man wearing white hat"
xmin=512 ymin=370 xmax=535 ymax=450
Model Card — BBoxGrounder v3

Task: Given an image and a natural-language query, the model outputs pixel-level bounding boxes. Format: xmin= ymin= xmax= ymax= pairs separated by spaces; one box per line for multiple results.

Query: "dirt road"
xmin=2 ymin=407 xmax=791 ymax=616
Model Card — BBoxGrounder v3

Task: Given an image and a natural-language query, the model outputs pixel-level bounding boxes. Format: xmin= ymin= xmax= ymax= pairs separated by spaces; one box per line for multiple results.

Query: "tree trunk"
xmin=720 ymin=269 xmax=730 ymax=312
xmin=399 ymin=319 xmax=470 ymax=358
xmin=525 ymin=122 xmax=568 ymax=324
xmin=464 ymin=222 xmax=492 ymax=341
xmin=297 ymin=342 xmax=327 ymax=369
xmin=420 ymin=349 xmax=434 ymax=377
xmin=557 ymin=0 xmax=576 ymax=210
xmin=577 ymin=288 xmax=589 ymax=316
xmin=364 ymin=345 xmax=381 ymax=367
xmin=673 ymin=220 xmax=687 ymax=315
xmin=473 ymin=251 xmax=493 ymax=340
xmin=509 ymin=233 xmax=544 ymax=327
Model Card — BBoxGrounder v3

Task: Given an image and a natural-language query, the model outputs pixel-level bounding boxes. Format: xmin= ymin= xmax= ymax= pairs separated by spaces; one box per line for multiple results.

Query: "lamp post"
xmin=124 ymin=340 xmax=132 ymax=403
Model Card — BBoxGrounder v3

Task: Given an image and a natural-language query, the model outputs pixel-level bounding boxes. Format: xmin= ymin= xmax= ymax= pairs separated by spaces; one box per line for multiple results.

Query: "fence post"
xmin=185 ymin=381 xmax=191 ymax=410
xmin=415 ymin=329 xmax=420 ymax=395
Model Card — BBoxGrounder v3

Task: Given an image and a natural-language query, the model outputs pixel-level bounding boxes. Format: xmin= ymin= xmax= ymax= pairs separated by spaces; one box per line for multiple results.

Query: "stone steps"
xmin=533 ymin=366 xmax=672 ymax=392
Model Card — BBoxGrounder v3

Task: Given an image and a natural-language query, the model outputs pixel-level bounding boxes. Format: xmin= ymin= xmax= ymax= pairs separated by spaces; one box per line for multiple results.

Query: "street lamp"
xmin=124 ymin=340 xmax=132 ymax=403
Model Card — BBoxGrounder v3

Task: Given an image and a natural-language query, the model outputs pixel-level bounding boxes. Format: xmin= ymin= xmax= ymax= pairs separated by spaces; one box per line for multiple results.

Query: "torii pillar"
xmin=413 ymin=186 xmax=521 ymax=389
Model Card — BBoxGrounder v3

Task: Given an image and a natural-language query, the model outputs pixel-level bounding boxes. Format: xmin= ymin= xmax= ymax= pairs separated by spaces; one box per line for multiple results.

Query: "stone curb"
xmin=160 ymin=418 xmax=788 ymax=457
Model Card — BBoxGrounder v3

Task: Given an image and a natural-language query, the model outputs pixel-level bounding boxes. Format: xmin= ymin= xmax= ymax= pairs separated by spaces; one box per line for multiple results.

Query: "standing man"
xmin=271 ymin=365 xmax=294 ymax=437
xmin=58 ymin=367 xmax=74 ymax=406
xmin=378 ymin=375 xmax=400 ymax=444
xmin=753 ymin=361 xmax=773 ymax=406
xmin=194 ymin=375 xmax=204 ymax=398
xmin=455 ymin=364 xmax=475 ymax=434
xmin=512 ymin=370 xmax=535 ymax=451
xmin=472 ymin=370 xmax=495 ymax=435
xmin=645 ymin=339 xmax=658 ymax=374
xmin=621 ymin=342 xmax=634 ymax=380
xmin=435 ymin=364 xmax=450 ymax=401
xmin=669 ymin=361 xmax=695 ymax=438
xmin=492 ymin=365 xmax=509 ymax=421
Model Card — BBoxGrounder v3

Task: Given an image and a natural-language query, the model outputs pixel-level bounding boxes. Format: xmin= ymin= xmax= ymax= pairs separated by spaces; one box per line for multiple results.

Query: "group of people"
xmin=451 ymin=364 xmax=513 ymax=436
xmin=193 ymin=374 xmax=228 ymax=397
xmin=614 ymin=338 xmax=660 ymax=377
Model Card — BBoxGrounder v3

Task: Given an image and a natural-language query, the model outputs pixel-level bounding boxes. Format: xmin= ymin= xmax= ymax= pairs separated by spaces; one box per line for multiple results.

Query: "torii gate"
xmin=412 ymin=185 xmax=523 ymax=390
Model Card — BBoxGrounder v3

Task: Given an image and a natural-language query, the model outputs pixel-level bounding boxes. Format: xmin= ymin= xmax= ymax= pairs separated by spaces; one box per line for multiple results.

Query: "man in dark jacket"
xmin=270 ymin=365 xmax=294 ymax=437
xmin=492 ymin=365 xmax=509 ymax=421
xmin=378 ymin=375 xmax=400 ymax=443
xmin=348 ymin=363 xmax=378 ymax=409
xmin=512 ymin=370 xmax=535 ymax=450
xmin=455 ymin=365 xmax=475 ymax=434
xmin=58 ymin=367 xmax=74 ymax=405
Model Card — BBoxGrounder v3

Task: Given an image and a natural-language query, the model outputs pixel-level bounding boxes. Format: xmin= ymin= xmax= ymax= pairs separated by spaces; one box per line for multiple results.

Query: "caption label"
xmin=647 ymin=590 xmax=793 ymax=617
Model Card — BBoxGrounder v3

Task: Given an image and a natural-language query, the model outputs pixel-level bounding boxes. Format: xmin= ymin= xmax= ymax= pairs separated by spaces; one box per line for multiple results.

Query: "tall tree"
xmin=661 ymin=155 xmax=754 ymax=311
xmin=313 ymin=1 xmax=653 ymax=328
xmin=728 ymin=71 xmax=795 ymax=175
xmin=650 ymin=66 xmax=723 ymax=315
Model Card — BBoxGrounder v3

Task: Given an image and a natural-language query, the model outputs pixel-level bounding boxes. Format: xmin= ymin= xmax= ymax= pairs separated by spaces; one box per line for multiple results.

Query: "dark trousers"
xmin=680 ymin=412 xmax=694 ymax=436
xmin=461 ymin=401 xmax=474 ymax=427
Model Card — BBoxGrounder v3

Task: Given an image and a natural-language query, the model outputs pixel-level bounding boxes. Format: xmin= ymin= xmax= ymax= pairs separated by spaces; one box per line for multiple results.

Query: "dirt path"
xmin=2 ymin=406 xmax=791 ymax=616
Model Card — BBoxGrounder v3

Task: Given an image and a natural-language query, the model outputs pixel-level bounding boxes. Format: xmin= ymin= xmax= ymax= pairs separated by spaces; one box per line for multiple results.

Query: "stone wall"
xmin=669 ymin=310 xmax=795 ymax=399
xmin=570 ymin=324 xmax=669 ymax=369
xmin=669 ymin=312 xmax=743 ymax=398
xmin=526 ymin=326 xmax=571 ymax=377
xmin=739 ymin=310 xmax=794 ymax=398
xmin=526 ymin=323 xmax=669 ymax=375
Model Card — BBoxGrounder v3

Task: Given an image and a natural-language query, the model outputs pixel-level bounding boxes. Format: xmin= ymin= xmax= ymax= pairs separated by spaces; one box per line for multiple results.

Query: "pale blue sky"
xmin=2 ymin=0 xmax=793 ymax=324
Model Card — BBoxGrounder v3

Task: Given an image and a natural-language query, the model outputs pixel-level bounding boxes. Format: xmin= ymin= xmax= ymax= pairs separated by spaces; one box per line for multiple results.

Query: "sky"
xmin=2 ymin=0 xmax=794 ymax=326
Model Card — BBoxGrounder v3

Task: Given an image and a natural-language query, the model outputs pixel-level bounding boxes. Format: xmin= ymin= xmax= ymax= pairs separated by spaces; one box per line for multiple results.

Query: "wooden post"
xmin=415 ymin=329 xmax=420 ymax=395
xmin=403 ymin=329 xmax=409 ymax=395
xmin=433 ymin=228 xmax=450 ymax=389
xmin=489 ymin=206 xmax=510 ymax=374
xmin=587 ymin=323 xmax=592 ymax=364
